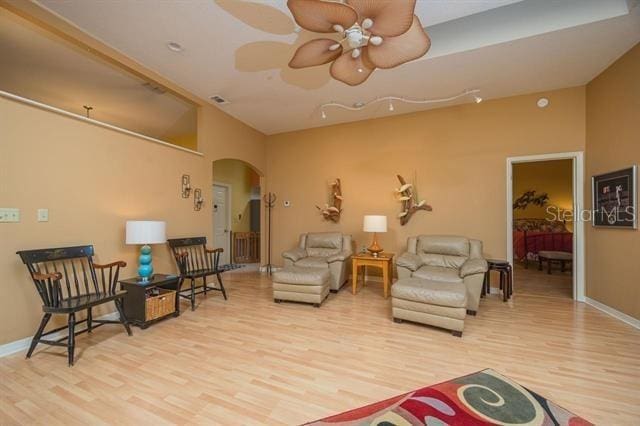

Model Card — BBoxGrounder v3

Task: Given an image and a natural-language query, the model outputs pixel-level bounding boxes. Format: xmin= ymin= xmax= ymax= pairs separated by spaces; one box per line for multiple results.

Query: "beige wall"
xmin=513 ymin=159 xmax=573 ymax=229
xmin=0 ymin=98 xmax=265 ymax=345
xmin=213 ymin=159 xmax=260 ymax=232
xmin=585 ymin=42 xmax=640 ymax=320
xmin=265 ymin=87 xmax=586 ymax=264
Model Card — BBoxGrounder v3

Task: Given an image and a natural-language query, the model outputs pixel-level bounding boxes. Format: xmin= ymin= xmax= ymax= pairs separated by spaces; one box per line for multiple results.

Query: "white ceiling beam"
xmin=424 ymin=0 xmax=632 ymax=60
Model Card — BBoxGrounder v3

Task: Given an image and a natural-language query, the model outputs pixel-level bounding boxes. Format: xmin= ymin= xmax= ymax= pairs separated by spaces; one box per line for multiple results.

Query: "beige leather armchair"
xmin=282 ymin=232 xmax=353 ymax=291
xmin=396 ymin=235 xmax=488 ymax=314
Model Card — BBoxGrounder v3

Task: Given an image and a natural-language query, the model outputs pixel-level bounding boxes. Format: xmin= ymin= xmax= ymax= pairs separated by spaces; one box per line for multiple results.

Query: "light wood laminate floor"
xmin=1 ymin=270 xmax=639 ymax=425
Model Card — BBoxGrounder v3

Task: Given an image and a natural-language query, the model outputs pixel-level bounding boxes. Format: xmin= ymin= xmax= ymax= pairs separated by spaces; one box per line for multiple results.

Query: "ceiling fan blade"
xmin=287 ymin=0 xmax=357 ymax=33
xmin=365 ymin=16 xmax=430 ymax=69
xmin=330 ymin=50 xmax=375 ymax=86
xmin=236 ymin=41 xmax=292 ymax=71
xmin=289 ymin=39 xmax=343 ymax=69
xmin=215 ymin=0 xmax=295 ymax=35
xmin=347 ymin=0 xmax=416 ymax=37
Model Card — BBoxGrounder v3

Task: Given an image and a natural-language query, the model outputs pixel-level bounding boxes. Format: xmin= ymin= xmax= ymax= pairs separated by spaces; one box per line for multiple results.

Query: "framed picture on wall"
xmin=592 ymin=165 xmax=637 ymax=229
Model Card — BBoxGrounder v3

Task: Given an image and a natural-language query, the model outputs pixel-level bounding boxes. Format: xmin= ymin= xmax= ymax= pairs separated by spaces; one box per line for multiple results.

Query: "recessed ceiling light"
xmin=166 ymin=41 xmax=183 ymax=52
xmin=537 ymin=97 xmax=550 ymax=108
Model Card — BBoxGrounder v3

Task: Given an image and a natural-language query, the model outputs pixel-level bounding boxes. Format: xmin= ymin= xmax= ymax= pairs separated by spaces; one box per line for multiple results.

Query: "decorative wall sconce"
xmin=181 ymin=174 xmax=192 ymax=198
xmin=194 ymin=188 xmax=204 ymax=211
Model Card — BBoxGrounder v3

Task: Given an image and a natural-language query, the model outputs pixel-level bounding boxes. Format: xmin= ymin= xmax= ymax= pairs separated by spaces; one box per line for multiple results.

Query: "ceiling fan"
xmin=287 ymin=0 xmax=430 ymax=86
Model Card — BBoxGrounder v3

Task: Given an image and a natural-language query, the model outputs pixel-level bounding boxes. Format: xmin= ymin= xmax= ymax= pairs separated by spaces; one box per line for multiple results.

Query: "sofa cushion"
xmin=392 ymin=297 xmax=467 ymax=320
xmin=417 ymin=235 xmax=470 ymax=257
xmin=273 ymin=266 xmax=330 ymax=286
xmin=392 ymin=278 xmax=467 ymax=308
xmin=412 ymin=265 xmax=462 ymax=283
xmin=295 ymin=256 xmax=329 ymax=269
xmin=305 ymin=232 xmax=342 ymax=257
xmin=419 ymin=253 xmax=467 ymax=269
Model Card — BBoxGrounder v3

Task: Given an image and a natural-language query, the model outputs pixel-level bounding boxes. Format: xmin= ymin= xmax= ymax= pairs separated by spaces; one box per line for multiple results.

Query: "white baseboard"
xmin=0 ymin=311 xmax=119 ymax=358
xmin=585 ymin=297 xmax=640 ymax=329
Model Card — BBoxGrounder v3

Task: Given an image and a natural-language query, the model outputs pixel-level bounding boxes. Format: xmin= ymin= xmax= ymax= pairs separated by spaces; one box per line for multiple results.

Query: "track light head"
xmin=474 ymin=95 xmax=483 ymax=104
xmin=321 ymin=109 xmax=327 ymax=119
xmin=388 ymin=101 xmax=394 ymax=112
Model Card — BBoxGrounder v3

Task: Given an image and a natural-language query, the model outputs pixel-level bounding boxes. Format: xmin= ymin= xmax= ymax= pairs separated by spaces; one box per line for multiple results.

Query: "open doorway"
xmin=512 ymin=159 xmax=573 ymax=298
xmin=506 ymin=152 xmax=585 ymax=301
xmin=212 ymin=159 xmax=261 ymax=267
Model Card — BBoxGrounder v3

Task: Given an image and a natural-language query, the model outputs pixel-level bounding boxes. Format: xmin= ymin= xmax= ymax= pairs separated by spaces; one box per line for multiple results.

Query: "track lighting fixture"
xmin=319 ymin=90 xmax=481 ymax=119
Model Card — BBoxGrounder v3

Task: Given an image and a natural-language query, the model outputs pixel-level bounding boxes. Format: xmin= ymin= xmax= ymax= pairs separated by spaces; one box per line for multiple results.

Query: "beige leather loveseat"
xmin=396 ymin=235 xmax=488 ymax=314
xmin=282 ymin=232 xmax=353 ymax=291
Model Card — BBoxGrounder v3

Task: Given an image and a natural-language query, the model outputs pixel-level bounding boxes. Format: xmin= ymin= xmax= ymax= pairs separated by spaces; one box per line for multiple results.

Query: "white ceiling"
xmin=37 ymin=0 xmax=640 ymax=135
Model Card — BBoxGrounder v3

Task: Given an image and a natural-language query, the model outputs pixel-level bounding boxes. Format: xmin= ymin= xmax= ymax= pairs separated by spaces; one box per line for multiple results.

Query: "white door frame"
xmin=213 ymin=182 xmax=232 ymax=263
xmin=506 ymin=151 xmax=585 ymax=302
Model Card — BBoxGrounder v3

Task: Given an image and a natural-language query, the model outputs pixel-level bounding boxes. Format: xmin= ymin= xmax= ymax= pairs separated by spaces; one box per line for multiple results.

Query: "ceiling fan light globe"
xmin=346 ymin=29 xmax=363 ymax=48
xmin=333 ymin=24 xmax=345 ymax=33
xmin=362 ymin=18 xmax=373 ymax=29
xmin=351 ymin=48 xmax=361 ymax=59
xmin=369 ymin=36 xmax=383 ymax=46
xmin=329 ymin=43 xmax=341 ymax=51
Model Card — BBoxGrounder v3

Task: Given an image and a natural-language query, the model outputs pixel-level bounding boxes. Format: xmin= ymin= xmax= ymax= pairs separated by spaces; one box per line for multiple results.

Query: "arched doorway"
xmin=212 ymin=159 xmax=264 ymax=267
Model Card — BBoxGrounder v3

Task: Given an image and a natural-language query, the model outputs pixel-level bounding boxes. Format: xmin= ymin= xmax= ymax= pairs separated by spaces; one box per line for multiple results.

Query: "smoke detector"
xmin=210 ymin=95 xmax=230 ymax=105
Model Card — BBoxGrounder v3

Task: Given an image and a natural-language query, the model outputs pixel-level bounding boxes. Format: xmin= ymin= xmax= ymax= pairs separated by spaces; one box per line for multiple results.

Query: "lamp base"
xmin=366 ymin=233 xmax=384 ymax=257
xmin=138 ymin=244 xmax=154 ymax=282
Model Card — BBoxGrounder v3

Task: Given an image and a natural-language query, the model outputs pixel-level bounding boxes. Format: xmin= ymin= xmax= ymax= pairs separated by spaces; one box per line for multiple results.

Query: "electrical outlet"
xmin=37 ymin=208 xmax=49 ymax=222
xmin=0 ymin=208 xmax=20 ymax=223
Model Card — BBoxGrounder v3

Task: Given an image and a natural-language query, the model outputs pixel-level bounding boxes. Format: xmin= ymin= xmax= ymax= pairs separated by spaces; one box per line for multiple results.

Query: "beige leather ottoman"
xmin=273 ymin=267 xmax=330 ymax=307
xmin=391 ymin=278 xmax=468 ymax=336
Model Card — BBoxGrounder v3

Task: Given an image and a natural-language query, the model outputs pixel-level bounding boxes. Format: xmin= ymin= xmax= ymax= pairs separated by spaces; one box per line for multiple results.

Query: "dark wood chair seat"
xmin=17 ymin=245 xmax=132 ymax=366
xmin=168 ymin=237 xmax=228 ymax=311
xmin=43 ymin=290 xmax=128 ymax=313
xmin=182 ymin=269 xmax=219 ymax=279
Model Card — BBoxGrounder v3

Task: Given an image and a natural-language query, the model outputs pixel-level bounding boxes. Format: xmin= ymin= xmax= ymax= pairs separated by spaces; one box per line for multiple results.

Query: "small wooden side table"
xmin=352 ymin=252 xmax=394 ymax=298
xmin=483 ymin=259 xmax=513 ymax=302
xmin=120 ymin=274 xmax=181 ymax=329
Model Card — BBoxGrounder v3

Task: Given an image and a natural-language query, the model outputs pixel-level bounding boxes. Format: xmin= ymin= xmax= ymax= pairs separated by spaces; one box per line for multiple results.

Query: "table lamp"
xmin=125 ymin=220 xmax=166 ymax=282
xmin=363 ymin=215 xmax=387 ymax=257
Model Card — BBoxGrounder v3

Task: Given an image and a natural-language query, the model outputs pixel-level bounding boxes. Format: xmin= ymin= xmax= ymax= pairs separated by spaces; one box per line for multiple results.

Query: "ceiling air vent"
xmin=210 ymin=95 xmax=230 ymax=105
xmin=141 ymin=81 xmax=166 ymax=95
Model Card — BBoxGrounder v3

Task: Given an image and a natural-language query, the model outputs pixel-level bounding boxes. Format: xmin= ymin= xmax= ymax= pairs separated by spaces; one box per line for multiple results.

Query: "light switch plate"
xmin=0 ymin=208 xmax=20 ymax=223
xmin=37 ymin=208 xmax=49 ymax=222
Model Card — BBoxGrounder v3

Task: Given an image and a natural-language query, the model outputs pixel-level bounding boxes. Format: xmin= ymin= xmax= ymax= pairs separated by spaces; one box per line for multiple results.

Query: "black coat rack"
xmin=262 ymin=192 xmax=277 ymax=275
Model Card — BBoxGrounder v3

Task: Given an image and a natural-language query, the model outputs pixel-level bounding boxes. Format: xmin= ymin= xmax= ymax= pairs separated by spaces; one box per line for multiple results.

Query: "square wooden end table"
xmin=351 ymin=252 xmax=394 ymax=298
xmin=119 ymin=274 xmax=181 ymax=329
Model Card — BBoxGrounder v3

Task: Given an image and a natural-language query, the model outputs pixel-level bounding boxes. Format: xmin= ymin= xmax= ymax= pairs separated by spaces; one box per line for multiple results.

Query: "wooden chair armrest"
xmin=33 ymin=272 xmax=62 ymax=281
xmin=93 ymin=261 xmax=127 ymax=269
xmin=206 ymin=247 xmax=224 ymax=254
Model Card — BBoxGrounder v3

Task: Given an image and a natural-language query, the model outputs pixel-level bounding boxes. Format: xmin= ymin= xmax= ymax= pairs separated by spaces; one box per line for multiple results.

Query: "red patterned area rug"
xmin=305 ymin=369 xmax=592 ymax=425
